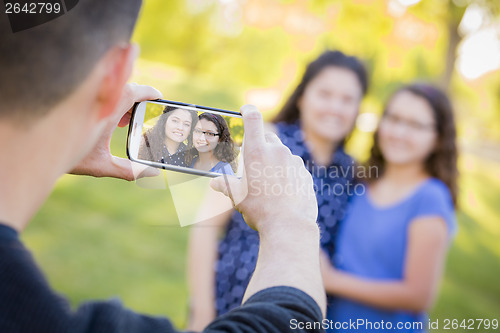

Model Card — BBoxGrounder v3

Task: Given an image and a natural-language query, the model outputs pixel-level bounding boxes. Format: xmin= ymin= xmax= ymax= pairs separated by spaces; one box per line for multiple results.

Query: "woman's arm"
xmin=322 ymin=216 xmax=450 ymax=312
xmin=186 ymin=191 xmax=234 ymax=332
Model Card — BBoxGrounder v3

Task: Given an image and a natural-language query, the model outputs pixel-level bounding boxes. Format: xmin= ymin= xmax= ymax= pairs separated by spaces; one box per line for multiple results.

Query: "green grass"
xmin=430 ymin=154 xmax=500 ymax=331
xmin=21 ymin=60 xmax=500 ymax=330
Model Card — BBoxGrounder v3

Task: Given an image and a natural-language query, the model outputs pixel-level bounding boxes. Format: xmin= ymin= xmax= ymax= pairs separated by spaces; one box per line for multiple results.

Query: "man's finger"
xmin=128 ymin=83 xmax=163 ymax=103
xmin=118 ymin=112 xmax=132 ymax=128
xmin=136 ymin=166 xmax=161 ymax=179
xmin=240 ymin=104 xmax=265 ymax=147
xmin=210 ymin=175 xmax=239 ymax=202
xmin=210 ymin=176 xmax=230 ymax=198
xmin=264 ymin=131 xmax=281 ymax=144
xmin=116 ymin=84 xmax=163 ymax=127
xmin=129 ymin=159 xmax=161 ymax=180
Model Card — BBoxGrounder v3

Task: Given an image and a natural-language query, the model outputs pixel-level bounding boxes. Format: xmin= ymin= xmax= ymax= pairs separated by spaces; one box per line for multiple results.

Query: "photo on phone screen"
xmin=127 ymin=100 xmax=244 ymax=178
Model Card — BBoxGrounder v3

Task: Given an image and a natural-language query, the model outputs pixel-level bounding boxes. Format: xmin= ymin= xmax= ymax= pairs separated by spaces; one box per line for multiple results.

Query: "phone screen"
xmin=128 ymin=100 xmax=244 ymax=178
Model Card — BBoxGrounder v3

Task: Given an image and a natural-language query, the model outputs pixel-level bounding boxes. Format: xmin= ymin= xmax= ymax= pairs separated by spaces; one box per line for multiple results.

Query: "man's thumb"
xmin=210 ymin=175 xmax=238 ymax=200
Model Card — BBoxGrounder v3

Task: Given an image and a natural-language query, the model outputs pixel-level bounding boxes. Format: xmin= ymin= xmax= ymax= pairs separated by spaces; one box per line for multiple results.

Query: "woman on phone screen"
xmin=321 ymin=83 xmax=458 ymax=332
xmin=187 ymin=113 xmax=237 ymax=175
xmin=187 ymin=50 xmax=368 ymax=331
xmin=138 ymin=106 xmax=198 ymax=167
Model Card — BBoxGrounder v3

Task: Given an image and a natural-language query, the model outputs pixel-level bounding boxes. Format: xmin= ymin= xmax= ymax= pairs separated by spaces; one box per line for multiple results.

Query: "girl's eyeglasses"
xmin=194 ymin=129 xmax=219 ymax=138
xmin=381 ymin=113 xmax=436 ymax=132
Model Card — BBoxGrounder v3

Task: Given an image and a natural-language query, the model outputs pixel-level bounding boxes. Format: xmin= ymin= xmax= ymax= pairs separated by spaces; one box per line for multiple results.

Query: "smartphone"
xmin=127 ymin=99 xmax=244 ymax=178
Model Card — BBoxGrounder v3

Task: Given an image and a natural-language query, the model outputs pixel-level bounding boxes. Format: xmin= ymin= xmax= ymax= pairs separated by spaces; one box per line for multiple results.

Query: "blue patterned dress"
xmin=214 ymin=121 xmax=356 ymax=315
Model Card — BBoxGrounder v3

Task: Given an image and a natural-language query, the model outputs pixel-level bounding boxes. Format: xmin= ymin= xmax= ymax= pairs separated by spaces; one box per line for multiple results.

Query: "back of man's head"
xmin=0 ymin=0 xmax=142 ymax=124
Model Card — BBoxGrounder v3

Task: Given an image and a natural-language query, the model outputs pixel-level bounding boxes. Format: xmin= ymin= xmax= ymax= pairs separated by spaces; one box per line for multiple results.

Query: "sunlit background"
xmin=24 ymin=0 xmax=500 ymax=330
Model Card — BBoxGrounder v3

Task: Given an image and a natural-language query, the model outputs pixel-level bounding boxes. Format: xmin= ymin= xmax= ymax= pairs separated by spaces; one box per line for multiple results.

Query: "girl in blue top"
xmin=321 ymin=83 xmax=458 ymax=332
xmin=187 ymin=112 xmax=237 ymax=175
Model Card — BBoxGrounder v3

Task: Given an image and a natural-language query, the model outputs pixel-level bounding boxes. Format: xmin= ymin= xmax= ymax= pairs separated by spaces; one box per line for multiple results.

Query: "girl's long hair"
xmin=185 ymin=113 xmax=238 ymax=169
xmin=138 ymin=106 xmax=198 ymax=162
xmin=367 ymin=83 xmax=459 ymax=207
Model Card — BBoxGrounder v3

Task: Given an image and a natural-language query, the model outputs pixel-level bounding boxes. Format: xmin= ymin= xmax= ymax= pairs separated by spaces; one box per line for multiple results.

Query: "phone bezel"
xmin=126 ymin=99 xmax=243 ymax=178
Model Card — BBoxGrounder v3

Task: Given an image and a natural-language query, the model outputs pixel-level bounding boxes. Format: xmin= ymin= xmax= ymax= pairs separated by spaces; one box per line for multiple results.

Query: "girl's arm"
xmin=186 ymin=191 xmax=233 ymax=332
xmin=322 ymin=216 xmax=450 ymax=312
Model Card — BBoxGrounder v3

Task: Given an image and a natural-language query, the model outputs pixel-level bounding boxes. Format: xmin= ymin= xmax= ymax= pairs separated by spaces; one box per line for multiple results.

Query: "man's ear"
xmin=94 ymin=43 xmax=139 ymax=121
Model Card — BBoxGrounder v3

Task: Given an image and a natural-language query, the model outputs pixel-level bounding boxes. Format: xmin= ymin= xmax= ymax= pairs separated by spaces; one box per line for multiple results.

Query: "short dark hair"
xmin=273 ymin=50 xmax=368 ymax=124
xmin=0 ymin=0 xmax=142 ymax=123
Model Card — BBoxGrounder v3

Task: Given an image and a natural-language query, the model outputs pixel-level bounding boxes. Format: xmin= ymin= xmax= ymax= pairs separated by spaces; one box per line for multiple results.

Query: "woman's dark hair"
xmin=138 ymin=106 xmax=198 ymax=162
xmin=367 ymin=83 xmax=458 ymax=207
xmin=273 ymin=50 xmax=368 ymax=124
xmin=186 ymin=113 xmax=238 ymax=168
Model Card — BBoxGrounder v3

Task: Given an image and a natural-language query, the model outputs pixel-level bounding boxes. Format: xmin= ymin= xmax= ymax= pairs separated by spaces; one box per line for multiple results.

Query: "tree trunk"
xmin=440 ymin=20 xmax=462 ymax=91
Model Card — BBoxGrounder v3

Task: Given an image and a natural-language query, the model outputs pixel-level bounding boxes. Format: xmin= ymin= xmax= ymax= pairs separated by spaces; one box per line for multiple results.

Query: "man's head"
xmin=0 ymin=0 xmax=146 ymax=181
xmin=0 ymin=0 xmax=142 ymax=124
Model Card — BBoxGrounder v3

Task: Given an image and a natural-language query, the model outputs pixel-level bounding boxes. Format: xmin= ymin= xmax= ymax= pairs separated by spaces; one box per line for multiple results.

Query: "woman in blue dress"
xmin=321 ymin=83 xmax=458 ymax=332
xmin=187 ymin=50 xmax=368 ymax=331
xmin=187 ymin=112 xmax=237 ymax=175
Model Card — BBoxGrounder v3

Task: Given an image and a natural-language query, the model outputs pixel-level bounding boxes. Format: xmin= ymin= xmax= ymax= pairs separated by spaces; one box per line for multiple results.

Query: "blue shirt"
xmin=190 ymin=157 xmax=235 ymax=175
xmin=215 ymin=121 xmax=356 ymax=315
xmin=327 ymin=178 xmax=456 ymax=332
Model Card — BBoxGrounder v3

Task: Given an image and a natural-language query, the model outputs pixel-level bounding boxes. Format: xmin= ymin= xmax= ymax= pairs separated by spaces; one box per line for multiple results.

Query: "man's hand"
xmin=210 ymin=104 xmax=318 ymax=233
xmin=210 ymin=105 xmax=325 ymax=315
xmin=70 ymin=83 xmax=162 ymax=181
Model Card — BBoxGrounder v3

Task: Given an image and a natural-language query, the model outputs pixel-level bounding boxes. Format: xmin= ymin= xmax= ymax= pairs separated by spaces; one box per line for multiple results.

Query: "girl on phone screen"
xmin=187 ymin=113 xmax=237 ymax=175
xmin=138 ymin=106 xmax=198 ymax=167
xmin=321 ymin=83 xmax=458 ymax=332
xmin=187 ymin=50 xmax=368 ymax=331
